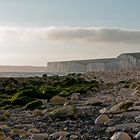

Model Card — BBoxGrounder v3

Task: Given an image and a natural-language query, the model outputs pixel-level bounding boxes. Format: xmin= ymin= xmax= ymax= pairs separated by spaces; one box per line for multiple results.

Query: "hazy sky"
xmin=0 ymin=0 xmax=140 ymax=66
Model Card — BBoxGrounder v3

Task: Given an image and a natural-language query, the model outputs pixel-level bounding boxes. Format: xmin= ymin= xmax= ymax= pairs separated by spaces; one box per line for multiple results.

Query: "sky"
xmin=0 ymin=0 xmax=140 ymax=66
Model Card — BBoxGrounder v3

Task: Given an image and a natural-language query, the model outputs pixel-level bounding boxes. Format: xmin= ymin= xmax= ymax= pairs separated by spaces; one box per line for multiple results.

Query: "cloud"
xmin=0 ymin=26 xmax=140 ymax=45
xmin=46 ymin=27 xmax=140 ymax=44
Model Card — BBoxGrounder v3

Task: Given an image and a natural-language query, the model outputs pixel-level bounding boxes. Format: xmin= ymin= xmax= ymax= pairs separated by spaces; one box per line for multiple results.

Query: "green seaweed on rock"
xmin=11 ymin=96 xmax=35 ymax=106
xmin=25 ymin=100 xmax=43 ymax=110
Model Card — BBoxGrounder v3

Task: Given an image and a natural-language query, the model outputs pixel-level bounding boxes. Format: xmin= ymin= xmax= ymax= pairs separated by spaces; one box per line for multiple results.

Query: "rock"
xmin=0 ymin=124 xmax=8 ymax=129
xmin=121 ymin=111 xmax=140 ymax=118
xmin=118 ymin=88 xmax=133 ymax=96
xmin=30 ymin=133 xmax=48 ymax=140
xmin=109 ymin=100 xmax=134 ymax=113
xmin=70 ymin=134 xmax=79 ymax=139
xmin=11 ymin=134 xmax=20 ymax=140
xmin=133 ymin=86 xmax=140 ymax=97
xmin=59 ymin=90 xmax=70 ymax=97
xmin=50 ymin=131 xmax=68 ymax=140
xmin=28 ymin=128 xmax=40 ymax=134
xmin=129 ymin=106 xmax=140 ymax=111
xmin=106 ymin=127 xmax=116 ymax=133
xmin=84 ymin=97 xmax=103 ymax=105
xmin=47 ymin=127 xmax=55 ymax=134
xmin=11 ymin=128 xmax=27 ymax=137
xmin=51 ymin=95 xmax=66 ymax=105
xmin=76 ymin=106 xmax=95 ymax=117
xmin=106 ymin=123 xmax=140 ymax=132
xmin=0 ymin=130 xmax=6 ymax=140
xmin=0 ymin=110 xmax=6 ymax=115
xmin=135 ymin=115 xmax=140 ymax=122
xmin=111 ymin=132 xmax=132 ymax=140
xmin=63 ymin=101 xmax=70 ymax=106
xmin=32 ymin=109 xmax=43 ymax=117
xmin=42 ymin=74 xmax=47 ymax=78
xmin=5 ymin=137 xmax=13 ymax=140
xmin=133 ymin=126 xmax=140 ymax=133
xmin=15 ymin=123 xmax=33 ymax=129
xmin=49 ymin=105 xmax=77 ymax=118
xmin=135 ymin=131 xmax=140 ymax=140
xmin=95 ymin=114 xmax=111 ymax=125
xmin=115 ymin=96 xmax=124 ymax=103
xmin=99 ymin=107 xmax=109 ymax=114
xmin=103 ymin=95 xmax=114 ymax=102
xmin=71 ymin=93 xmax=80 ymax=101
xmin=81 ymin=133 xmax=90 ymax=139
xmin=134 ymin=101 xmax=140 ymax=106
xmin=91 ymin=126 xmax=103 ymax=133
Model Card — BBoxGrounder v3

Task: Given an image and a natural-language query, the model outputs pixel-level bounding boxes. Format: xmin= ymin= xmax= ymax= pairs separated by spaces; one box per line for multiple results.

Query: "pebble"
xmin=111 ymin=132 xmax=132 ymax=140
xmin=70 ymin=134 xmax=79 ymax=139
xmin=50 ymin=131 xmax=68 ymax=140
xmin=30 ymin=133 xmax=48 ymax=140
xmin=84 ymin=97 xmax=103 ymax=105
xmin=135 ymin=131 xmax=140 ymax=140
xmin=47 ymin=127 xmax=55 ymax=134
xmin=135 ymin=115 xmax=140 ymax=122
xmin=94 ymin=114 xmax=111 ymax=125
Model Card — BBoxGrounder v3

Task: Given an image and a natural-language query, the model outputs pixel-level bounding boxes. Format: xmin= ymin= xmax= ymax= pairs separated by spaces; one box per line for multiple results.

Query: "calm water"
xmin=0 ymin=72 xmax=49 ymax=77
xmin=0 ymin=72 xmax=67 ymax=77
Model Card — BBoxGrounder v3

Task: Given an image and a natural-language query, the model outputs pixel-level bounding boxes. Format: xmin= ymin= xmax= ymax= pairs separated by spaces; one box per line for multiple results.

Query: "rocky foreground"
xmin=0 ymin=71 xmax=140 ymax=140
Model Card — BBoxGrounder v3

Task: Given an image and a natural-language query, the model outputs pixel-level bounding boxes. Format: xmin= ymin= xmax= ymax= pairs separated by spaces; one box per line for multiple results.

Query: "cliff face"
xmin=47 ymin=61 xmax=86 ymax=73
xmin=47 ymin=60 xmax=116 ymax=73
xmin=47 ymin=53 xmax=140 ymax=73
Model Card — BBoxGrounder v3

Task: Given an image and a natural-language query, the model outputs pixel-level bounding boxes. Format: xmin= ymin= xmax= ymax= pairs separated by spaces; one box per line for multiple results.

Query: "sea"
xmin=0 ymin=72 xmax=50 ymax=78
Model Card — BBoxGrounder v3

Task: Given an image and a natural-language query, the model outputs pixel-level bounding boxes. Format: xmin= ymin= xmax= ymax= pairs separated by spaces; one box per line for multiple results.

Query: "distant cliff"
xmin=47 ymin=52 xmax=140 ymax=73
xmin=0 ymin=66 xmax=46 ymax=72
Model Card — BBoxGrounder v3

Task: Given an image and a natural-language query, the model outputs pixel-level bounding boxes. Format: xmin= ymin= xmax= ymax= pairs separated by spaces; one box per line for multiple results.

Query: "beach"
xmin=0 ymin=71 xmax=140 ymax=140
